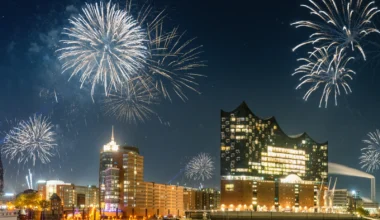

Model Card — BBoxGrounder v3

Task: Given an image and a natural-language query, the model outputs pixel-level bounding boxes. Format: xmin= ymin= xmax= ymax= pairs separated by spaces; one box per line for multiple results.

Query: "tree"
xmin=39 ymin=200 xmax=50 ymax=210
xmin=6 ymin=201 xmax=14 ymax=210
xmin=356 ymin=207 xmax=370 ymax=216
xmin=15 ymin=191 xmax=42 ymax=209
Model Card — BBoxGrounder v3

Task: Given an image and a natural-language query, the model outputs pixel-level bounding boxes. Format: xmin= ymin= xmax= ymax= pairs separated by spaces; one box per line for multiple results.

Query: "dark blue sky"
xmin=1 ymin=0 xmax=380 ymax=199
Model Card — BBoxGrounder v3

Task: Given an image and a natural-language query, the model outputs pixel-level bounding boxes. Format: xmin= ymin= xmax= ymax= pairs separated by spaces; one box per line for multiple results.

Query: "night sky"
xmin=1 ymin=0 xmax=380 ymax=200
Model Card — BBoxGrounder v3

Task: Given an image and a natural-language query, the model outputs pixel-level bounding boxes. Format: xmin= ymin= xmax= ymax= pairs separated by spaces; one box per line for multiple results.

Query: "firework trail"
xmin=126 ymin=0 xmax=206 ymax=101
xmin=360 ymin=130 xmax=380 ymax=172
xmin=292 ymin=0 xmax=380 ymax=60
xmin=147 ymin=26 xmax=206 ymax=102
xmin=58 ymin=2 xmax=148 ymax=97
xmin=293 ymin=47 xmax=355 ymax=108
xmin=102 ymin=77 xmax=159 ymax=123
xmin=185 ymin=152 xmax=214 ymax=181
xmin=1 ymin=115 xmax=57 ymax=166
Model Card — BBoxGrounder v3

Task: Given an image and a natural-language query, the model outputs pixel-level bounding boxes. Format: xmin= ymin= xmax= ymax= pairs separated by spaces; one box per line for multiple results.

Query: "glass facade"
xmin=220 ymin=102 xmax=328 ymax=181
xmin=104 ymin=168 xmax=120 ymax=211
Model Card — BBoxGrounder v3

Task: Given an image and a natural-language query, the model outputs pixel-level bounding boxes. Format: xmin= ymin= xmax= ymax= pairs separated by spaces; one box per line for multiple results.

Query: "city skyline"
xmin=1 ymin=0 xmax=380 ymax=203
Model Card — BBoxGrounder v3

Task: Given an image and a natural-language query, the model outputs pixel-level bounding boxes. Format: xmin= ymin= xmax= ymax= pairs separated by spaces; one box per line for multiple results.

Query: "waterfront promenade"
xmin=186 ymin=211 xmax=362 ymax=220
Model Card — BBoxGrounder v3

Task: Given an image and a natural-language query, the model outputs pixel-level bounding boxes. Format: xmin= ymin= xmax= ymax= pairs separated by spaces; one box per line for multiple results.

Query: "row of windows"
xmin=262 ymin=156 xmax=306 ymax=165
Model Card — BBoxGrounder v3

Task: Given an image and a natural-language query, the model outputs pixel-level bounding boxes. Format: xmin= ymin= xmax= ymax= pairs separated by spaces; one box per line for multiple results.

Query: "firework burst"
xmin=102 ymin=77 xmax=159 ymax=123
xmin=1 ymin=115 xmax=57 ymax=166
xmin=58 ymin=1 xmax=148 ymax=97
xmin=292 ymin=0 xmax=380 ymax=60
xmin=125 ymin=1 xmax=206 ymax=101
xmin=185 ymin=153 xmax=214 ymax=181
xmin=147 ymin=26 xmax=206 ymax=101
xmin=293 ymin=47 xmax=355 ymax=108
xmin=360 ymin=130 xmax=380 ymax=172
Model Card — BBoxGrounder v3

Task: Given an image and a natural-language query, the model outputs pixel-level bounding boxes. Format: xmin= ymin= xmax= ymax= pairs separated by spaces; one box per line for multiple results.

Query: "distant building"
xmin=332 ymin=189 xmax=349 ymax=213
xmin=195 ymin=188 xmax=221 ymax=210
xmin=220 ymin=102 xmax=328 ymax=212
xmin=362 ymin=201 xmax=379 ymax=215
xmin=0 ymin=193 xmax=15 ymax=209
xmin=183 ymin=188 xmax=197 ymax=211
xmin=183 ymin=187 xmax=221 ymax=211
xmin=37 ymin=180 xmax=98 ymax=209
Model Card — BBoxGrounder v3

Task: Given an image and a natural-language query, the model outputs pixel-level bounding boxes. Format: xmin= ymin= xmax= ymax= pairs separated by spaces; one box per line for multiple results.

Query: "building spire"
xmin=111 ymin=126 xmax=114 ymax=142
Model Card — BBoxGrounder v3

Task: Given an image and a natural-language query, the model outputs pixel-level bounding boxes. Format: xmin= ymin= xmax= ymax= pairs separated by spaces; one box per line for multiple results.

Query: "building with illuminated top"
xmin=99 ymin=127 xmax=144 ymax=213
xmin=99 ymin=127 xmax=185 ymax=218
xmin=220 ymin=102 xmax=328 ymax=212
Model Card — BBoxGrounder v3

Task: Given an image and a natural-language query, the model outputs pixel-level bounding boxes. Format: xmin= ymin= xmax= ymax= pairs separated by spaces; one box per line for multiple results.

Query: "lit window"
xmin=225 ymin=184 xmax=234 ymax=192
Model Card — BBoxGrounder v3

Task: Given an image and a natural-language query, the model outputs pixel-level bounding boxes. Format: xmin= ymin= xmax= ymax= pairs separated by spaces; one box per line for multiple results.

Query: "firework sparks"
xmin=185 ymin=153 xmax=214 ymax=181
xmin=125 ymin=1 xmax=206 ymax=101
xmin=360 ymin=130 xmax=380 ymax=172
xmin=147 ymin=26 xmax=206 ymax=101
xmin=102 ymin=77 xmax=159 ymax=123
xmin=58 ymin=2 xmax=148 ymax=97
xmin=293 ymin=47 xmax=355 ymax=108
xmin=1 ymin=115 xmax=57 ymax=166
xmin=292 ymin=0 xmax=380 ymax=60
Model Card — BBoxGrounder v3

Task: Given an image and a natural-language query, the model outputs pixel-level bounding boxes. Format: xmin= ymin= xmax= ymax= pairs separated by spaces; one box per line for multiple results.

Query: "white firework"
xmin=360 ymin=130 xmax=380 ymax=172
xmin=102 ymin=77 xmax=159 ymax=123
xmin=293 ymin=47 xmax=355 ymax=108
xmin=147 ymin=26 xmax=206 ymax=102
xmin=1 ymin=115 xmax=57 ymax=166
xmin=125 ymin=1 xmax=206 ymax=101
xmin=292 ymin=0 xmax=380 ymax=60
xmin=58 ymin=1 xmax=148 ymax=97
xmin=185 ymin=153 xmax=214 ymax=181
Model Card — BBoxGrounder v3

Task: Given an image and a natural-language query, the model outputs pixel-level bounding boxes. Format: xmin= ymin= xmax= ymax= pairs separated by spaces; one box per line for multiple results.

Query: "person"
xmin=18 ymin=209 xmax=26 ymax=220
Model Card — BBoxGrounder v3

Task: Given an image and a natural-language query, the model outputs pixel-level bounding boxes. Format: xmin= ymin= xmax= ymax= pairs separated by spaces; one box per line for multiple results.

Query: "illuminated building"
xmin=37 ymin=180 xmax=99 ymax=209
xmin=99 ymin=127 xmax=144 ymax=213
xmin=183 ymin=187 xmax=221 ymax=211
xmin=332 ymin=189 xmax=349 ymax=213
xmin=99 ymin=127 xmax=184 ymax=218
xmin=195 ymin=188 xmax=221 ymax=210
xmin=220 ymin=102 xmax=328 ymax=212
xmin=183 ymin=188 xmax=197 ymax=211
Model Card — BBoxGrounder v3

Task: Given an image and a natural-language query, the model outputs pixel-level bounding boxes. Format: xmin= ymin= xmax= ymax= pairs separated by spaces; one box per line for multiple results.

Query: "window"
xmin=225 ymin=184 xmax=234 ymax=192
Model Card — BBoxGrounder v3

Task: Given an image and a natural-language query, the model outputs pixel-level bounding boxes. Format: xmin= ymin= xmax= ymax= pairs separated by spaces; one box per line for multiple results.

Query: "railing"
xmin=0 ymin=211 xmax=18 ymax=217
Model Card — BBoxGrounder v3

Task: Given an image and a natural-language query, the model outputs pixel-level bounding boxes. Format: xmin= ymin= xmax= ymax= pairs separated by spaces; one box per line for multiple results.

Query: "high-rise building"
xmin=99 ymin=128 xmax=184 ymax=218
xmin=220 ymin=102 xmax=328 ymax=212
xmin=99 ymin=127 xmax=144 ymax=213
